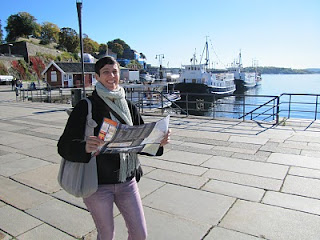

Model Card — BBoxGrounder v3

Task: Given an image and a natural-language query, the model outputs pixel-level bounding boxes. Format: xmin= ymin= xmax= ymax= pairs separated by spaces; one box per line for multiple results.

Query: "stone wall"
xmin=0 ymin=41 xmax=62 ymax=62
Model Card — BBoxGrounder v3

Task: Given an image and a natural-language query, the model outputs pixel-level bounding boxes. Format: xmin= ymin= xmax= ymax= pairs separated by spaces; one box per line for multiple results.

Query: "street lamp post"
xmin=76 ymin=0 xmax=86 ymax=98
xmin=8 ymin=44 xmax=13 ymax=56
xmin=155 ymin=54 xmax=164 ymax=79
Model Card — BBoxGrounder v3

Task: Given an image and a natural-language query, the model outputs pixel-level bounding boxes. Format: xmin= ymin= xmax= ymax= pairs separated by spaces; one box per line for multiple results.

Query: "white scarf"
xmin=96 ymin=82 xmax=140 ymax=182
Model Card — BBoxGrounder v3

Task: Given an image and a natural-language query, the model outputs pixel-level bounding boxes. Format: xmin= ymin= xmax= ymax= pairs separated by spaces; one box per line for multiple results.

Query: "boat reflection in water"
xmin=173 ymin=85 xmax=272 ymax=120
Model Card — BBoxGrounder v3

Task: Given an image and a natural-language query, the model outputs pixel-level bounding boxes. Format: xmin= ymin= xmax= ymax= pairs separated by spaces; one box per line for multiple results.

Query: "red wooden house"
xmin=41 ymin=61 xmax=96 ymax=88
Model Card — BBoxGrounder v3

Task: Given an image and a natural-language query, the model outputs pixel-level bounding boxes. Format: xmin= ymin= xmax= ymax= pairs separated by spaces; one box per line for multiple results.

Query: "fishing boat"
xmin=229 ymin=51 xmax=260 ymax=91
xmin=174 ymin=40 xmax=236 ymax=97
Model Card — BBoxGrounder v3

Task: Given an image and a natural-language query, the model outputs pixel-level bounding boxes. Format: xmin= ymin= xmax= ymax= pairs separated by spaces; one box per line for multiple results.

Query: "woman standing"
xmin=58 ymin=56 xmax=170 ymax=240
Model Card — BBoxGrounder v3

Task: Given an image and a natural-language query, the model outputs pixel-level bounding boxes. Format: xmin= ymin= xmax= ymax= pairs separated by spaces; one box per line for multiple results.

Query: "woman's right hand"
xmin=85 ymin=136 xmax=104 ymax=153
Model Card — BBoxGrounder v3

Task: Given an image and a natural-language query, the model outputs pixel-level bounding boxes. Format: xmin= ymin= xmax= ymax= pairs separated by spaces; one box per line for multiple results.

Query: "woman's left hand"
xmin=160 ymin=129 xmax=171 ymax=147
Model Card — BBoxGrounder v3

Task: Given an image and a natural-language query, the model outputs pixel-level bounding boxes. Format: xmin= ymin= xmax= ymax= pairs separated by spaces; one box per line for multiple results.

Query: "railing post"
xmin=276 ymin=96 xmax=280 ymax=124
xmin=161 ymin=93 xmax=164 ymax=115
xmin=315 ymin=95 xmax=318 ymax=120
xmin=242 ymin=95 xmax=245 ymax=121
xmin=288 ymin=95 xmax=291 ymax=119
xmin=186 ymin=93 xmax=189 ymax=116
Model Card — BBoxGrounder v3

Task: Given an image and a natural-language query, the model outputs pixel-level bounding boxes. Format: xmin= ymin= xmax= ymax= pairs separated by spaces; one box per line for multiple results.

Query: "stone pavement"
xmin=1 ymin=85 xmax=320 ymax=239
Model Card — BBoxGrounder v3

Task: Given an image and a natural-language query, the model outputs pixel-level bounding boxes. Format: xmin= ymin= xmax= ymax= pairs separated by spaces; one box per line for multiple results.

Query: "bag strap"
xmin=83 ymin=97 xmax=93 ymax=121
xmin=83 ymin=98 xmax=97 ymax=139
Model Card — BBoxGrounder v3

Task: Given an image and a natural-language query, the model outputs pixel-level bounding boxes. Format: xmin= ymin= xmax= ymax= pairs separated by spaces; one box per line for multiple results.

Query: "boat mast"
xmin=205 ymin=36 xmax=209 ymax=71
xmin=200 ymin=36 xmax=210 ymax=71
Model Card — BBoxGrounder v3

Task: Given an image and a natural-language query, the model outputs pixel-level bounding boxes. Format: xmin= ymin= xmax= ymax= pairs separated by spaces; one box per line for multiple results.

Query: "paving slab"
xmin=282 ymin=175 xmax=320 ymax=199
xmin=202 ymin=179 xmax=265 ymax=202
xmin=157 ymin=149 xmax=212 ymax=165
xmin=182 ymin=141 xmax=214 ymax=150
xmin=0 ymin=156 xmax=49 ymax=177
xmin=205 ymin=227 xmax=261 ymax=240
xmin=7 ymin=138 xmax=48 ymax=150
xmin=18 ymin=144 xmax=58 ymax=159
xmin=114 ymin=206 xmax=211 ymax=240
xmin=232 ymin=151 xmax=271 ymax=162
xmin=137 ymin=177 xmax=166 ymax=199
xmin=212 ymin=145 xmax=257 ymax=154
xmin=228 ymin=141 xmax=262 ymax=151
xmin=220 ymin=200 xmax=320 ymax=240
xmin=176 ymin=129 xmax=230 ymax=141
xmin=288 ymin=134 xmax=320 ymax=143
xmin=0 ymin=152 xmax=25 ymax=164
xmin=203 ymin=168 xmax=283 ymax=191
xmin=145 ymin=168 xmax=208 ymax=189
xmin=300 ymin=149 xmax=320 ymax=158
xmin=185 ymin=137 xmax=230 ymax=146
xmin=167 ymin=143 xmax=234 ymax=157
xmin=143 ymin=183 xmax=235 ymax=225
xmin=51 ymin=190 xmax=87 ymax=210
xmin=289 ymin=166 xmax=320 ymax=179
xmin=0 ymin=205 xmax=42 ymax=237
xmin=11 ymin=164 xmax=60 ymax=194
xmin=139 ymin=156 xmax=208 ymax=176
xmin=26 ymin=198 xmax=95 ymax=238
xmin=17 ymin=223 xmax=76 ymax=240
xmin=201 ymin=156 xmax=289 ymax=179
xmin=267 ymin=153 xmax=320 ymax=169
xmin=263 ymin=191 xmax=320 ymax=215
xmin=228 ymin=135 xmax=269 ymax=145
xmin=0 ymin=176 xmax=52 ymax=210
xmin=260 ymin=144 xmax=301 ymax=154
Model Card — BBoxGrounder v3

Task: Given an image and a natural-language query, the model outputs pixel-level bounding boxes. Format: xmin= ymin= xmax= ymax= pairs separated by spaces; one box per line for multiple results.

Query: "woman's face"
xmin=95 ymin=63 xmax=120 ymax=91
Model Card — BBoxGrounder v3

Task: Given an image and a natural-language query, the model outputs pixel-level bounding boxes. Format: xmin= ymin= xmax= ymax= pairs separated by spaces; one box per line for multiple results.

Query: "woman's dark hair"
xmin=95 ymin=56 xmax=120 ymax=75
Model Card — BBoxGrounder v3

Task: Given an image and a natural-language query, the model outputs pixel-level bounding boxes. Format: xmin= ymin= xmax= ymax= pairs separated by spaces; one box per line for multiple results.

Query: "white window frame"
xmin=51 ymin=71 xmax=57 ymax=82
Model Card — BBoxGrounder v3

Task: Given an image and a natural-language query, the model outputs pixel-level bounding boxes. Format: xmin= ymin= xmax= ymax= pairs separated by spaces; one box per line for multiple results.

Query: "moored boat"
xmin=174 ymin=40 xmax=236 ymax=97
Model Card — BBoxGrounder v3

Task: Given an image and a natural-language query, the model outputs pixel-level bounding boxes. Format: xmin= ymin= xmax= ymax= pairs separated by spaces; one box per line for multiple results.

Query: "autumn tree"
xmin=58 ymin=27 xmax=79 ymax=53
xmin=11 ymin=60 xmax=31 ymax=80
xmin=83 ymin=34 xmax=99 ymax=54
xmin=5 ymin=12 xmax=37 ymax=41
xmin=30 ymin=56 xmax=45 ymax=80
xmin=40 ymin=22 xmax=60 ymax=45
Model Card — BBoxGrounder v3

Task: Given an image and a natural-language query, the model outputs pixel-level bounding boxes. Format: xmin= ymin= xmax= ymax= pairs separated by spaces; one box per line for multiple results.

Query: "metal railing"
xmin=17 ymin=87 xmax=320 ymax=124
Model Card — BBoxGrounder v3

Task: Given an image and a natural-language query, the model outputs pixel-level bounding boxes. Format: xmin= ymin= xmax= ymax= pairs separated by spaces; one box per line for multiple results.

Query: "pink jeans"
xmin=83 ymin=178 xmax=147 ymax=240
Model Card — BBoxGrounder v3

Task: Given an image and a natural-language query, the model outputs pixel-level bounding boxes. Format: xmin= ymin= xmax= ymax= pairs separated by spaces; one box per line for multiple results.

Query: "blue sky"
xmin=1 ymin=0 xmax=319 ymax=69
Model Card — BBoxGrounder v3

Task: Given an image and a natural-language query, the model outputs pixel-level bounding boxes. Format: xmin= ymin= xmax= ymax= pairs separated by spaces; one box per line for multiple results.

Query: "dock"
xmin=1 ymin=85 xmax=320 ymax=239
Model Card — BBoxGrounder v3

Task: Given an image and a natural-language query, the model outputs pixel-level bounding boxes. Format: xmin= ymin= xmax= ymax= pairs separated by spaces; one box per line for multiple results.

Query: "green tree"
xmin=32 ymin=22 xmax=42 ymax=39
xmin=99 ymin=43 xmax=108 ymax=53
xmin=83 ymin=34 xmax=99 ymax=54
xmin=40 ymin=22 xmax=60 ymax=45
xmin=58 ymin=27 xmax=79 ymax=53
xmin=107 ymin=42 xmax=124 ymax=57
xmin=0 ymin=20 xmax=3 ymax=43
xmin=5 ymin=12 xmax=37 ymax=41
xmin=107 ymin=38 xmax=130 ymax=58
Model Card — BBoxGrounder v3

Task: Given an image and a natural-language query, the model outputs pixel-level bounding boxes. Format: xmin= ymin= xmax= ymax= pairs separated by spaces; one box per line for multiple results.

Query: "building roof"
xmin=41 ymin=61 xmax=96 ymax=76
xmin=55 ymin=62 xmax=95 ymax=73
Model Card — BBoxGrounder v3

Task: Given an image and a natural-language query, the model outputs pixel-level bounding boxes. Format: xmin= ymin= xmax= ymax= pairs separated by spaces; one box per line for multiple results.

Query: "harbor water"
xmin=178 ymin=74 xmax=320 ymax=121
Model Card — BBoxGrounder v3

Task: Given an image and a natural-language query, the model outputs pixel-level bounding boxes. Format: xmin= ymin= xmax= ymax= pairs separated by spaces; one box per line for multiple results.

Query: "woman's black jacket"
xmin=57 ymin=90 xmax=163 ymax=184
